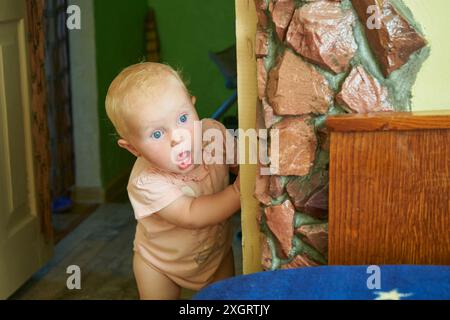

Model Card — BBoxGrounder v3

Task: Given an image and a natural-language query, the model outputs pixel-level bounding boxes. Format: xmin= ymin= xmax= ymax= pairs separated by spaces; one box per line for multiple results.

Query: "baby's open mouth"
xmin=177 ymin=151 xmax=192 ymax=170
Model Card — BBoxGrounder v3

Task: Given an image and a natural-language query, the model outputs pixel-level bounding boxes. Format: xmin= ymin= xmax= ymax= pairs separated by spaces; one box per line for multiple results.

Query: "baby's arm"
xmin=156 ymin=177 xmax=240 ymax=229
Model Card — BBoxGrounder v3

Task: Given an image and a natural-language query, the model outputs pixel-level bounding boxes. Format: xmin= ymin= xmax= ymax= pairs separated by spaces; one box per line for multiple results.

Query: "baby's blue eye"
xmin=178 ymin=114 xmax=188 ymax=124
xmin=151 ymin=130 xmax=163 ymax=140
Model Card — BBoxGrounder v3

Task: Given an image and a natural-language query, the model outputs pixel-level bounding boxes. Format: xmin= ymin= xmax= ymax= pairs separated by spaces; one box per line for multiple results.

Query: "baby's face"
xmin=121 ymin=77 xmax=200 ymax=174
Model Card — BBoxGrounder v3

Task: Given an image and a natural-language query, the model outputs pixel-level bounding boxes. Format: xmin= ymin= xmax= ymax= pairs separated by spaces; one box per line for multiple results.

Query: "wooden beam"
xmin=326 ymin=110 xmax=450 ymax=132
xmin=235 ymin=0 xmax=261 ymax=274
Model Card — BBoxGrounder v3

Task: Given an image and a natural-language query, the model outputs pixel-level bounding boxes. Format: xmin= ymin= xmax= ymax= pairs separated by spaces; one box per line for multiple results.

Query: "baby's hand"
xmin=157 ymin=176 xmax=241 ymax=228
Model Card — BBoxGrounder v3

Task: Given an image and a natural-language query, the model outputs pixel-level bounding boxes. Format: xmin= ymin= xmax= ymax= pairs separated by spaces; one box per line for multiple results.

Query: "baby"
xmin=105 ymin=62 xmax=241 ymax=299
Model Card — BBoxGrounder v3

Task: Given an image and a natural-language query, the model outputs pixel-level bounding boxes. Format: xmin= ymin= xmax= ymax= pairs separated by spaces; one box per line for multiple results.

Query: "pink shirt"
xmin=127 ymin=118 xmax=237 ymax=290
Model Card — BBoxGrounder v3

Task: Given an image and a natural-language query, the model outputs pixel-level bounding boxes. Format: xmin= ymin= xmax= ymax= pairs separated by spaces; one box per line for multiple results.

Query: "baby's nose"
xmin=171 ymin=128 xmax=192 ymax=148
xmin=170 ymin=132 xmax=184 ymax=147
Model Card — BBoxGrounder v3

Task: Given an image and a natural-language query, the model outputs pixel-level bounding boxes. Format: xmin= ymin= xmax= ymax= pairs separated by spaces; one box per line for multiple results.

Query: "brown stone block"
xmin=270 ymin=117 xmax=317 ymax=176
xmin=264 ymin=199 xmax=295 ymax=257
xmin=256 ymin=99 xmax=266 ymax=131
xmin=336 ymin=66 xmax=394 ymax=113
xmin=254 ymin=0 xmax=269 ymax=29
xmin=270 ymin=0 xmax=296 ymax=41
xmin=257 ymin=206 xmax=264 ymax=225
xmin=351 ymin=0 xmax=427 ymax=77
xmin=287 ymin=170 xmax=328 ymax=211
xmin=261 ymin=98 xmax=280 ymax=129
xmin=303 ymin=184 xmax=329 ymax=219
xmin=269 ymin=176 xmax=285 ymax=198
xmin=296 ymin=223 xmax=328 ymax=256
xmin=261 ymin=234 xmax=273 ymax=270
xmin=267 ymin=50 xmax=332 ymax=116
xmin=286 ymin=1 xmax=357 ymax=74
xmin=317 ymin=126 xmax=330 ymax=151
xmin=254 ymin=164 xmax=272 ymax=206
xmin=256 ymin=29 xmax=269 ymax=58
xmin=257 ymin=58 xmax=267 ymax=100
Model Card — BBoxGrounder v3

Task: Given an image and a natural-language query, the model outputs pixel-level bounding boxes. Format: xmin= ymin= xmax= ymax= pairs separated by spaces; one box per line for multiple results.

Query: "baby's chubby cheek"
xmin=139 ymin=144 xmax=172 ymax=169
xmin=132 ymin=141 xmax=171 ymax=171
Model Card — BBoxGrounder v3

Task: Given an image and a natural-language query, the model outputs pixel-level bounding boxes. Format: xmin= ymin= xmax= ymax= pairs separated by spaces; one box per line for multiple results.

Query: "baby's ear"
xmin=118 ymin=139 xmax=140 ymax=157
xmin=191 ymin=95 xmax=196 ymax=105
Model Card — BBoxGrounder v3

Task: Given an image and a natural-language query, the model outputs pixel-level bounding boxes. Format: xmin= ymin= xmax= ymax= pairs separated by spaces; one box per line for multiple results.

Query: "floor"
xmin=52 ymin=202 xmax=98 ymax=244
xmin=10 ymin=202 xmax=242 ymax=300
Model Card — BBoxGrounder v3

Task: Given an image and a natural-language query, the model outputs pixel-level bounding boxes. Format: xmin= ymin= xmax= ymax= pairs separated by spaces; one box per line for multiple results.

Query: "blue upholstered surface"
xmin=194 ymin=265 xmax=450 ymax=300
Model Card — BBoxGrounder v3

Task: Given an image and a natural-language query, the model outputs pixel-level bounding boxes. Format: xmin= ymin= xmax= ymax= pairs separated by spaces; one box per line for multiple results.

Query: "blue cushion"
xmin=194 ymin=265 xmax=450 ymax=300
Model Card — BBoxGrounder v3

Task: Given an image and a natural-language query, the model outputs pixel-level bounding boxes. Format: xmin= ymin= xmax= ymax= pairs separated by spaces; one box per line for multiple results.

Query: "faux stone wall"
xmin=254 ymin=0 xmax=429 ymax=270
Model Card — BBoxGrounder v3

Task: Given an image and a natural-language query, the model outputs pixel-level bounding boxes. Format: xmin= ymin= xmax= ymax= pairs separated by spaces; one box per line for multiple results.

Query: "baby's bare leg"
xmin=211 ymin=248 xmax=235 ymax=283
xmin=133 ymin=252 xmax=181 ymax=300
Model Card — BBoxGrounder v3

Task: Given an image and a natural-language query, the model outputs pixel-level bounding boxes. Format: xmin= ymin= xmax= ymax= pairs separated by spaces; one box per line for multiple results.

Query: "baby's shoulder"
xmin=128 ymin=159 xmax=172 ymax=191
xmin=132 ymin=170 xmax=169 ymax=188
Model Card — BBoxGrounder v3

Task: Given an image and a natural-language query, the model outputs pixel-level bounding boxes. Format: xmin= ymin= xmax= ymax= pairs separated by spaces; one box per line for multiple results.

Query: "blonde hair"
xmin=105 ymin=62 xmax=187 ymax=137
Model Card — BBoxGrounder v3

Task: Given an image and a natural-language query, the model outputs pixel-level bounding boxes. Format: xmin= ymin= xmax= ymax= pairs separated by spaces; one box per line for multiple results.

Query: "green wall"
xmin=94 ymin=0 xmax=148 ymax=187
xmin=148 ymin=0 xmax=237 ymax=119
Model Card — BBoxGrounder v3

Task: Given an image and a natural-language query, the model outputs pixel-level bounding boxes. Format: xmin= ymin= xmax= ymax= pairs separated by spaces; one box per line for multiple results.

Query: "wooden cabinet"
xmin=327 ymin=111 xmax=450 ymax=265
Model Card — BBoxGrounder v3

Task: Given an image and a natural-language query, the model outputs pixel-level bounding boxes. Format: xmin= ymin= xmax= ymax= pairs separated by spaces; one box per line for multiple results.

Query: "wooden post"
xmin=235 ymin=0 xmax=261 ymax=274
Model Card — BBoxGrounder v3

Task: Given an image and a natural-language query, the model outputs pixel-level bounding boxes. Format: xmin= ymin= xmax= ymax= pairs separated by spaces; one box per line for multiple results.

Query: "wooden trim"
xmin=235 ymin=0 xmax=261 ymax=274
xmin=72 ymin=166 xmax=132 ymax=203
xmin=26 ymin=0 xmax=53 ymax=243
xmin=326 ymin=110 xmax=450 ymax=132
xmin=71 ymin=186 xmax=105 ymax=204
